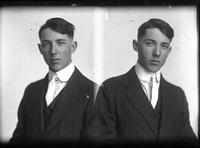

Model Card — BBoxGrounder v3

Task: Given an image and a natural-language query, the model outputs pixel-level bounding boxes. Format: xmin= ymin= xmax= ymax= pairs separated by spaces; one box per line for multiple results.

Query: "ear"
xmin=38 ymin=43 xmax=43 ymax=54
xmin=71 ymin=41 xmax=77 ymax=53
xmin=132 ymin=39 xmax=138 ymax=52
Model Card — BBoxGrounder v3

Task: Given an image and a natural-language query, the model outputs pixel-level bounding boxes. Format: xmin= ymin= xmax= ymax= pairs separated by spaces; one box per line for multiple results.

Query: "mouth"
xmin=50 ymin=59 xmax=60 ymax=63
xmin=150 ymin=59 xmax=160 ymax=65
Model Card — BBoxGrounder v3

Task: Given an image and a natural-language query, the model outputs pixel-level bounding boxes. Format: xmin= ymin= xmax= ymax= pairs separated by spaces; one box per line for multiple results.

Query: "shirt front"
xmin=135 ymin=62 xmax=161 ymax=108
xmin=45 ymin=62 xmax=75 ymax=106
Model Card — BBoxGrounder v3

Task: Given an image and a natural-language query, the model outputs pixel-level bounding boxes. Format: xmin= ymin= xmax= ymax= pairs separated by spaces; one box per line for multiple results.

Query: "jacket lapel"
xmin=44 ymin=68 xmax=87 ymax=135
xmin=158 ymin=77 xmax=175 ymax=136
xmin=29 ymin=75 xmax=48 ymax=135
xmin=122 ymin=66 xmax=157 ymax=137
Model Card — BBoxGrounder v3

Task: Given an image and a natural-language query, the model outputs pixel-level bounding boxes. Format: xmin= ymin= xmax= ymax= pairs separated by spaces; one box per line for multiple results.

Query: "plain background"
xmin=0 ymin=6 xmax=198 ymax=142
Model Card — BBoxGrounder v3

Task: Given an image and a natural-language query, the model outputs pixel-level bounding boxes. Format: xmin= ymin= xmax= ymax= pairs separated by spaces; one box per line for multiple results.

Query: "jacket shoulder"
xmin=77 ymin=69 xmax=98 ymax=88
xmin=161 ymin=77 xmax=188 ymax=107
xmin=162 ymin=78 xmax=185 ymax=95
xmin=98 ymin=73 xmax=128 ymax=97
xmin=25 ymin=78 xmax=45 ymax=91
xmin=102 ymin=66 xmax=136 ymax=87
xmin=102 ymin=74 xmax=126 ymax=85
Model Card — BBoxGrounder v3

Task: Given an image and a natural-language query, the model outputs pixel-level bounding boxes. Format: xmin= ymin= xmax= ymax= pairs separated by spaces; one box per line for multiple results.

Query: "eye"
xmin=145 ymin=41 xmax=154 ymax=46
xmin=41 ymin=41 xmax=51 ymax=49
xmin=161 ymin=43 xmax=170 ymax=49
xmin=57 ymin=41 xmax=66 ymax=46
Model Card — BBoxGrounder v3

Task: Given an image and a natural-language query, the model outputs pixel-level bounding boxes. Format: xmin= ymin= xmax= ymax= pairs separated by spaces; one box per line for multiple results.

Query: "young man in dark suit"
xmin=83 ymin=18 xmax=197 ymax=144
xmin=9 ymin=18 xmax=97 ymax=144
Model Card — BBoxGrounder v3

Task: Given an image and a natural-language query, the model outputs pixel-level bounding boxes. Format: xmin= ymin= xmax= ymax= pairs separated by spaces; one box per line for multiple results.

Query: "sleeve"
xmin=177 ymin=88 xmax=197 ymax=143
xmin=81 ymin=84 xmax=118 ymax=142
xmin=9 ymin=86 xmax=29 ymax=144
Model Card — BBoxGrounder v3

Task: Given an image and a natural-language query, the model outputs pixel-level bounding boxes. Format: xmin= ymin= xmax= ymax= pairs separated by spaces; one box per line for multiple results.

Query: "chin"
xmin=146 ymin=67 xmax=160 ymax=73
xmin=151 ymin=68 xmax=160 ymax=73
xmin=50 ymin=67 xmax=61 ymax=72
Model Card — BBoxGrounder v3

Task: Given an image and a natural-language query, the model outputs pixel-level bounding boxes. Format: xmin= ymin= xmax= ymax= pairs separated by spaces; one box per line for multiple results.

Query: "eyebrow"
xmin=56 ymin=39 xmax=67 ymax=42
xmin=144 ymin=39 xmax=170 ymax=45
xmin=41 ymin=39 xmax=67 ymax=42
xmin=41 ymin=40 xmax=50 ymax=43
xmin=144 ymin=39 xmax=156 ymax=42
xmin=161 ymin=42 xmax=170 ymax=45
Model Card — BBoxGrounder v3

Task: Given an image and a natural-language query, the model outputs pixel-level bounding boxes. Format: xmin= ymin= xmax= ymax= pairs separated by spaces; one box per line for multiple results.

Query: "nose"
xmin=50 ymin=42 xmax=58 ymax=55
xmin=153 ymin=45 xmax=161 ymax=57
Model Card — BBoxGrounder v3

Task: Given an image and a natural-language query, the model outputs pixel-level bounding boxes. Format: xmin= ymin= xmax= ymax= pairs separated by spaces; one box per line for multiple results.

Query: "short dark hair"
xmin=39 ymin=17 xmax=75 ymax=39
xmin=137 ymin=18 xmax=174 ymax=41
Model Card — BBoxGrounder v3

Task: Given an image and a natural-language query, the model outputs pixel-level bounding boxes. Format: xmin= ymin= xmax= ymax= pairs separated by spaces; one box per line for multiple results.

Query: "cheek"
xmin=163 ymin=50 xmax=170 ymax=57
xmin=140 ymin=49 xmax=151 ymax=60
xmin=41 ymin=51 xmax=49 ymax=58
xmin=160 ymin=52 xmax=170 ymax=63
xmin=139 ymin=45 xmax=152 ymax=56
xmin=61 ymin=46 xmax=72 ymax=57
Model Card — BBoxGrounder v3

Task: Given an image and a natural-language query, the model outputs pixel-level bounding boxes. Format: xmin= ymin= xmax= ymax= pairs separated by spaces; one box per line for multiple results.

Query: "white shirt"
xmin=45 ymin=62 xmax=75 ymax=106
xmin=135 ymin=62 xmax=161 ymax=108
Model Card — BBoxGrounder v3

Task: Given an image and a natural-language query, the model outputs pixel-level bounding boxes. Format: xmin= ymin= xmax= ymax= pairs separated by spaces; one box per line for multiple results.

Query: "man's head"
xmin=133 ymin=18 xmax=174 ymax=73
xmin=38 ymin=17 xmax=77 ymax=72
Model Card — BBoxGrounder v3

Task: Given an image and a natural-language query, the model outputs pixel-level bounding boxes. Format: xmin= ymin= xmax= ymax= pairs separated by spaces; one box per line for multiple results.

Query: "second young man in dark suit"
xmin=9 ymin=18 xmax=97 ymax=144
xmin=84 ymin=18 xmax=197 ymax=144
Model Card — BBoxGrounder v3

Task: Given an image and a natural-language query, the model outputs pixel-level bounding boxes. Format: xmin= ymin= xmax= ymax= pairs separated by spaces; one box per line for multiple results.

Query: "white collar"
xmin=135 ymin=62 xmax=160 ymax=83
xmin=48 ymin=62 xmax=75 ymax=82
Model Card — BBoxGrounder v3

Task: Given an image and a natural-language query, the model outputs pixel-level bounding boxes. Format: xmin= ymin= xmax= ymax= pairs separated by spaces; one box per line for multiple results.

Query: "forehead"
xmin=40 ymin=27 xmax=70 ymax=41
xmin=140 ymin=28 xmax=170 ymax=43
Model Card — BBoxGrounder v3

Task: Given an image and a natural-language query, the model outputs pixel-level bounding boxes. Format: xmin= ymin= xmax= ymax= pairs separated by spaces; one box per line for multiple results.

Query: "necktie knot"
xmin=51 ymin=75 xmax=63 ymax=85
xmin=53 ymin=76 xmax=61 ymax=83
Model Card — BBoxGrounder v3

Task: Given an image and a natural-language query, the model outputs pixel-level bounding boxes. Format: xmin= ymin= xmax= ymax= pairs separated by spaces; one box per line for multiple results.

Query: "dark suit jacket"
xmin=9 ymin=67 xmax=98 ymax=143
xmin=83 ymin=66 xmax=197 ymax=143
